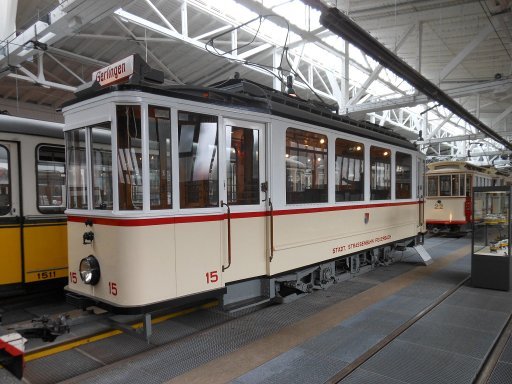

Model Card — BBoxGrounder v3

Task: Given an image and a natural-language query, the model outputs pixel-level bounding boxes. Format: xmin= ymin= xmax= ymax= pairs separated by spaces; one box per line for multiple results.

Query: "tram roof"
xmin=63 ymin=55 xmax=416 ymax=150
xmin=0 ymin=114 xmax=64 ymax=139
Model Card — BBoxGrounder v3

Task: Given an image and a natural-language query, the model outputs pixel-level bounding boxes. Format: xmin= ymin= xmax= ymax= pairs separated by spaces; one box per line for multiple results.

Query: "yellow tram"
xmin=0 ymin=115 xmax=67 ymax=296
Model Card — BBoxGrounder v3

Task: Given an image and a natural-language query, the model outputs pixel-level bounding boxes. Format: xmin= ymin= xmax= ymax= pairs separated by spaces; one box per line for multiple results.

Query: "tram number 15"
xmin=109 ymin=282 xmax=118 ymax=296
xmin=205 ymin=271 xmax=218 ymax=284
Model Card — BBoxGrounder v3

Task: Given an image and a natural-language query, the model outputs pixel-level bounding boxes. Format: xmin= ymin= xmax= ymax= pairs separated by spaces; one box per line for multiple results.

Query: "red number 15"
xmin=205 ymin=271 xmax=218 ymax=284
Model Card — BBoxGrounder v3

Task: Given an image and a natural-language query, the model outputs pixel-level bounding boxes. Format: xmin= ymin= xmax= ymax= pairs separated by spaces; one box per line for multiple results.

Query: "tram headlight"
xmin=79 ymin=255 xmax=101 ymax=285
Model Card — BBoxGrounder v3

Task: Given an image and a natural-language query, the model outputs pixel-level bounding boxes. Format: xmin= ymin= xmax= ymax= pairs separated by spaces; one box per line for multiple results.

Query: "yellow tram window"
xmin=0 ymin=145 xmax=10 ymax=215
xmin=178 ymin=111 xmax=219 ymax=208
xmin=335 ymin=138 xmax=364 ymax=202
xmin=286 ymin=128 xmax=328 ymax=204
xmin=66 ymin=128 xmax=88 ymax=209
xmin=36 ymin=145 xmax=66 ymax=213
xmin=370 ymin=146 xmax=391 ymax=200
xmin=149 ymin=106 xmax=172 ymax=210
xmin=91 ymin=124 xmax=113 ymax=210
xmin=396 ymin=152 xmax=412 ymax=199
xmin=117 ymin=105 xmax=143 ymax=210
xmin=226 ymin=126 xmax=259 ymax=205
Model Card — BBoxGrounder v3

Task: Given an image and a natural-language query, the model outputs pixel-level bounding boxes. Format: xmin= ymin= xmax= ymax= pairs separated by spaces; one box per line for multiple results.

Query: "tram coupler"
xmin=0 ymin=332 xmax=26 ymax=379
xmin=17 ymin=314 xmax=70 ymax=342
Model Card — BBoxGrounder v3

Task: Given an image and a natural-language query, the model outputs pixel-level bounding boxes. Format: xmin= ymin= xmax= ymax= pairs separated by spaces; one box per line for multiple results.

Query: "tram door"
xmin=223 ymin=119 xmax=267 ymax=281
xmin=0 ymin=141 xmax=22 ymax=286
xmin=417 ymin=158 xmax=425 ymax=227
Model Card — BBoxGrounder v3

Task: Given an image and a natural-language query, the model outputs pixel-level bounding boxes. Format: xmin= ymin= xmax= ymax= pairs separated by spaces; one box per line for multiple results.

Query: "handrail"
xmin=221 ymin=201 xmax=232 ymax=271
xmin=269 ymin=198 xmax=274 ymax=262
xmin=419 ymin=197 xmax=424 ymax=227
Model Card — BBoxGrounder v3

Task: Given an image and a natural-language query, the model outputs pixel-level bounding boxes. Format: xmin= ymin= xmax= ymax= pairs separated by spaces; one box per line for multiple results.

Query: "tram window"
xmin=226 ymin=126 xmax=259 ymax=205
xmin=66 ymin=128 xmax=88 ymax=209
xmin=117 ymin=105 xmax=143 ymax=210
xmin=370 ymin=146 xmax=391 ymax=200
xmin=427 ymin=176 xmax=438 ymax=196
xmin=91 ymin=124 xmax=113 ymax=210
xmin=439 ymin=175 xmax=451 ymax=196
xmin=396 ymin=152 xmax=412 ymax=199
xmin=36 ymin=145 xmax=66 ymax=213
xmin=335 ymin=138 xmax=364 ymax=202
xmin=0 ymin=145 xmax=10 ymax=215
xmin=178 ymin=111 xmax=218 ymax=208
xmin=286 ymin=128 xmax=328 ymax=204
xmin=149 ymin=106 xmax=172 ymax=209
xmin=466 ymin=175 xmax=471 ymax=196
xmin=451 ymin=174 xmax=460 ymax=197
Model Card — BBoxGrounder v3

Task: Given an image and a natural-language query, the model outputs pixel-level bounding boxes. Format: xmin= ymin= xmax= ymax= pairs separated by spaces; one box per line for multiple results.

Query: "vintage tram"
xmin=0 ymin=115 xmax=67 ymax=296
xmin=63 ymin=55 xmax=426 ymax=313
xmin=425 ymin=160 xmax=512 ymax=234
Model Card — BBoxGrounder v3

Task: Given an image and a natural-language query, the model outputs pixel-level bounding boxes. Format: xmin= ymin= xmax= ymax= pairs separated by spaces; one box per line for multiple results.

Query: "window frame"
xmin=0 ymin=144 xmax=11 ymax=216
xmin=35 ymin=144 xmax=66 ymax=214
xmin=370 ymin=145 xmax=391 ymax=201
xmin=177 ymin=109 xmax=220 ymax=209
xmin=285 ymin=127 xmax=328 ymax=205
xmin=225 ymin=123 xmax=261 ymax=206
xmin=335 ymin=138 xmax=364 ymax=202
xmin=395 ymin=151 xmax=412 ymax=200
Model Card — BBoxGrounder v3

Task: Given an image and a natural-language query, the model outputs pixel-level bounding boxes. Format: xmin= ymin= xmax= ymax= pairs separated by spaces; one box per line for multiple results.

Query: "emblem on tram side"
xmin=434 ymin=200 xmax=443 ymax=209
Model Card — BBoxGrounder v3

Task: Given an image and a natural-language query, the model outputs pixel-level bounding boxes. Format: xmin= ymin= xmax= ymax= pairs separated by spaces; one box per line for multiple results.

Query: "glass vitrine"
xmin=472 ymin=186 xmax=512 ymax=291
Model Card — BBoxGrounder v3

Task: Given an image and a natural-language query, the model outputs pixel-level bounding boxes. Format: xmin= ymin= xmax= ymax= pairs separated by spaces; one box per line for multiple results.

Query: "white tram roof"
xmin=0 ymin=114 xmax=64 ymax=139
xmin=427 ymin=160 xmax=510 ymax=178
xmin=62 ymin=55 xmax=417 ymax=151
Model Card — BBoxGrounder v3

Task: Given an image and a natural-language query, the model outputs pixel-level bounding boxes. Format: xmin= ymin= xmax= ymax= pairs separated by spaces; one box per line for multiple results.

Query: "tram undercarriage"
xmin=222 ymin=237 xmax=429 ymax=312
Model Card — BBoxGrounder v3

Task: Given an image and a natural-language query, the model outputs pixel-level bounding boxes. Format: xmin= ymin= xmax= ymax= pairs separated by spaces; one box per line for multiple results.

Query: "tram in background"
xmin=63 ymin=55 xmax=426 ymax=314
xmin=0 ymin=115 xmax=67 ymax=296
xmin=425 ymin=160 xmax=512 ymax=235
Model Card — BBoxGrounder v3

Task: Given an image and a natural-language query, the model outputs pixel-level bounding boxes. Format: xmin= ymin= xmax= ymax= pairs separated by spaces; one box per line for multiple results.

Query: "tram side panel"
xmin=23 ymin=223 xmax=67 ymax=282
xmin=270 ymin=204 xmax=420 ymax=275
xmin=0 ymin=131 xmax=67 ymax=292
xmin=21 ymin=135 xmax=68 ymax=283
xmin=175 ymin=220 xmax=223 ymax=297
xmin=425 ymin=197 xmax=467 ymax=227
xmin=68 ymin=220 xmax=177 ymax=307
xmin=0 ymin=227 xmax=22 ymax=286
xmin=218 ymin=215 xmax=267 ymax=284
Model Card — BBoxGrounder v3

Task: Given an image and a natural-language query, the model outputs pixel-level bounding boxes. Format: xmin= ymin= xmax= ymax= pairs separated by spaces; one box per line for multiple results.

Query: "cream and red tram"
xmin=425 ymin=161 xmax=511 ymax=234
xmin=63 ymin=56 xmax=426 ymax=313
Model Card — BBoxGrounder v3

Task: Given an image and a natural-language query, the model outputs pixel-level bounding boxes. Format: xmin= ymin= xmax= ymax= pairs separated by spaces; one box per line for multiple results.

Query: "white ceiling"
xmin=1 ymin=0 xmax=511 ymax=160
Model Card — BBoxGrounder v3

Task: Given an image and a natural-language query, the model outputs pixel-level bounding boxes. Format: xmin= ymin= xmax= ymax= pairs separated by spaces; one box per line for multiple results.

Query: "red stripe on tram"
xmin=67 ymin=201 xmax=420 ymax=227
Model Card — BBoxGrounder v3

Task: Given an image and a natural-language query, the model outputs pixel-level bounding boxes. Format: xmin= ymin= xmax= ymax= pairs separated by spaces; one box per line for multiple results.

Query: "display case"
xmin=472 ymin=186 xmax=512 ymax=291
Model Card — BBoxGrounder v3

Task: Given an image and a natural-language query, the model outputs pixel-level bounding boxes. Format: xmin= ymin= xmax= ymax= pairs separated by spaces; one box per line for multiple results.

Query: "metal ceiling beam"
xmin=0 ymin=0 xmax=134 ymax=76
xmin=346 ymin=76 xmax=512 ymax=114
xmin=347 ymin=23 xmax=416 ymax=106
xmin=313 ymin=4 xmax=512 ymax=150
xmin=352 ymin=2 xmax=482 ymax=30
xmin=439 ymin=23 xmax=494 ymax=81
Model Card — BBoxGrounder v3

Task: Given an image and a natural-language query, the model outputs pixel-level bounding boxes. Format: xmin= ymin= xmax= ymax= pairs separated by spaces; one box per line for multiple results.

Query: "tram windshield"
xmin=66 ymin=128 xmax=88 ymax=209
xmin=427 ymin=173 xmax=469 ymax=197
xmin=178 ymin=111 xmax=219 ymax=208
